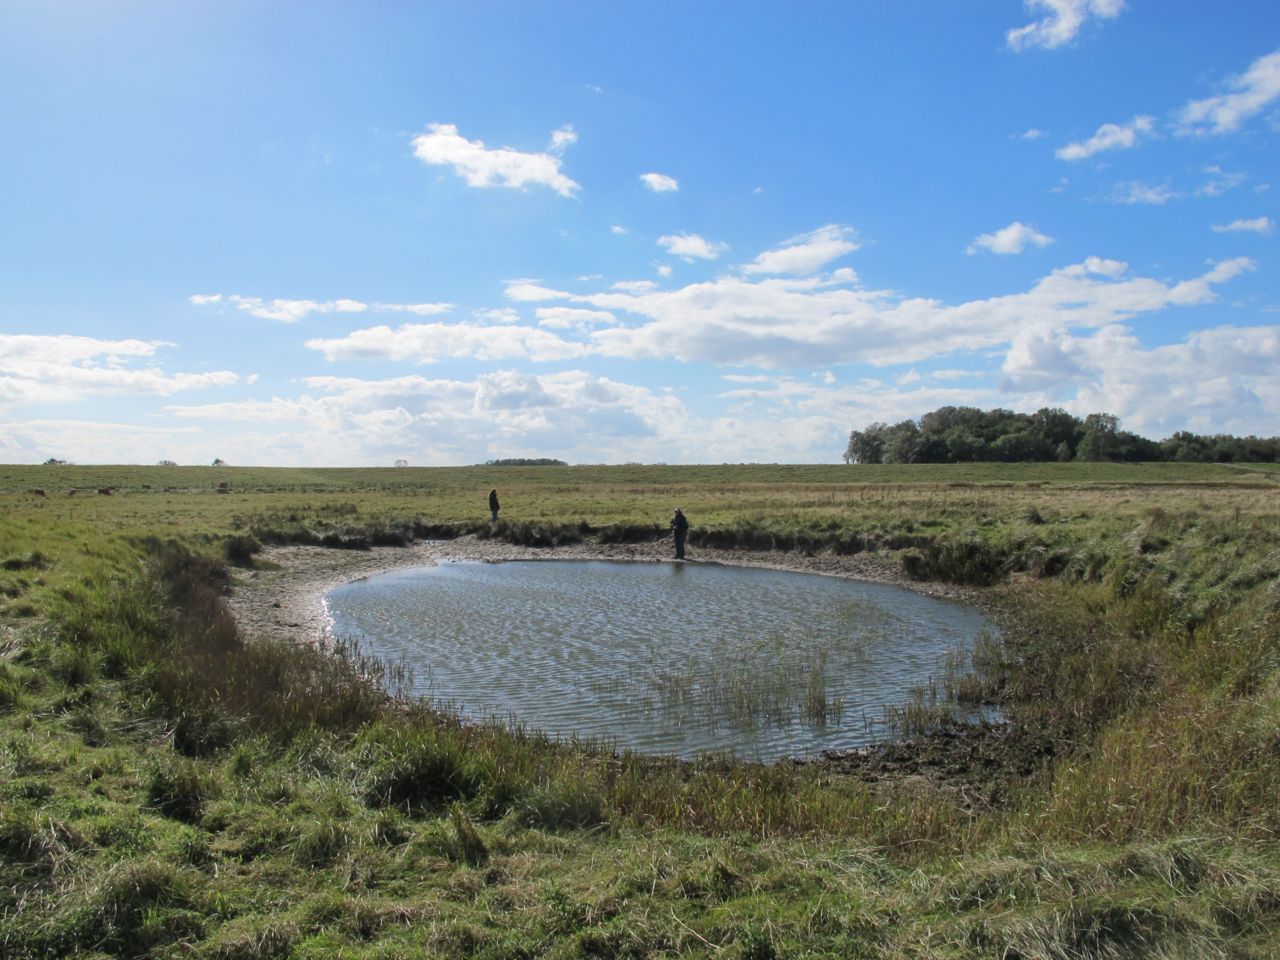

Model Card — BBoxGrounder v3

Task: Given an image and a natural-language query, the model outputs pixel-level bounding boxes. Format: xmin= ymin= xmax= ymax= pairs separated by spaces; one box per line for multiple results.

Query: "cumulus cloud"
xmin=1211 ymin=216 xmax=1274 ymax=234
xmin=189 ymin=295 xmax=451 ymax=324
xmin=640 ymin=172 xmax=679 ymax=193
xmin=0 ymin=334 xmax=240 ymax=404
xmin=535 ymin=307 xmax=618 ymax=331
xmin=741 ymin=224 xmax=860 ymax=275
xmin=596 ymin=256 xmax=1251 ymax=368
xmin=1177 ymin=48 xmax=1280 ymax=136
xmin=1000 ymin=321 xmax=1280 ymax=436
xmin=1007 ymin=0 xmax=1125 ymax=52
xmin=1056 ymin=114 xmax=1154 ymax=161
xmin=369 ymin=243 xmax=1258 ymax=374
xmin=411 ymin=122 xmax=580 ymax=197
xmin=305 ymin=322 xmax=587 ymax=364
xmin=657 ymin=232 xmax=728 ymax=262
xmin=165 ymin=369 xmax=692 ymax=465
xmin=966 ymin=221 xmax=1054 ymax=255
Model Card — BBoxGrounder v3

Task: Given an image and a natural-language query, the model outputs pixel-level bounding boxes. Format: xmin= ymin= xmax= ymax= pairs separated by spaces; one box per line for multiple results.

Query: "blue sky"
xmin=2 ymin=0 xmax=1277 ymax=466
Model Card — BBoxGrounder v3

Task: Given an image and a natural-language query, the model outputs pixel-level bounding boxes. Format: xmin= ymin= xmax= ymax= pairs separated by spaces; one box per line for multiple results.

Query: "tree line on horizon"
xmin=843 ymin=406 xmax=1280 ymax=465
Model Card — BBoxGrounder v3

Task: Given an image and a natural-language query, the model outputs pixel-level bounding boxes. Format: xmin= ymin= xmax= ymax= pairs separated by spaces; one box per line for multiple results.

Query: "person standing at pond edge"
xmin=489 ymin=488 xmax=500 ymax=522
xmin=670 ymin=507 xmax=688 ymax=560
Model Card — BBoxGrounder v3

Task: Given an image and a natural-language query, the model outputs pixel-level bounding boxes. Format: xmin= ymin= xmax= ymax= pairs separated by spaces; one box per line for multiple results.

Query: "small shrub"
xmin=223 ymin=534 xmax=262 ymax=566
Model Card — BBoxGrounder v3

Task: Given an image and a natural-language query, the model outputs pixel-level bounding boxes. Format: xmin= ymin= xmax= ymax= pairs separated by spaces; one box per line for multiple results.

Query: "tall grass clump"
xmin=357 ymin=721 xmax=503 ymax=816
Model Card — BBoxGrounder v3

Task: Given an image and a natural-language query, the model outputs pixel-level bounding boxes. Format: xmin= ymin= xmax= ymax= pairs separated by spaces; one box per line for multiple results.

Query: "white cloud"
xmin=476 ymin=307 xmax=521 ymax=324
xmin=502 ymin=280 xmax=566 ymax=302
xmin=1000 ymin=321 xmax=1280 ymax=436
xmin=411 ymin=122 xmax=580 ymax=197
xmin=190 ymin=295 xmax=451 ymax=324
xmin=548 ymin=124 xmax=577 ymax=153
xmin=656 ymin=264 xmax=673 ymax=278
xmin=657 ymin=232 xmax=728 ymax=262
xmin=1196 ymin=165 xmax=1247 ymax=198
xmin=610 ymin=225 xmax=628 ymax=235
xmin=1108 ymin=180 xmax=1179 ymax=205
xmin=568 ymin=255 xmax=1253 ymax=369
xmin=0 ymin=334 xmax=240 ymax=404
xmin=375 ymin=302 xmax=454 ymax=316
xmin=1020 ymin=127 xmax=1047 ymax=140
xmin=535 ymin=307 xmax=618 ymax=331
xmin=966 ymin=221 xmax=1054 ymax=255
xmin=640 ymin=172 xmax=679 ymax=193
xmin=741 ymin=224 xmax=860 ymax=275
xmin=1177 ymin=48 xmax=1280 ymax=136
xmin=1056 ymin=114 xmax=1153 ymax=161
xmin=1007 ymin=0 xmax=1125 ymax=52
xmin=304 ymin=241 xmax=1255 ymax=378
xmin=610 ymin=280 xmax=658 ymax=294
xmin=164 ymin=369 xmax=692 ymax=466
xmin=1212 ymin=216 xmax=1274 ymax=234
xmin=305 ymin=322 xmax=587 ymax=365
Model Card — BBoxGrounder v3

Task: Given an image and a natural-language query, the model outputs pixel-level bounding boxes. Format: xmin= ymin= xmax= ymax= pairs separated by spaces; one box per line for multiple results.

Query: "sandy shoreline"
xmin=226 ymin=535 xmax=982 ymax=648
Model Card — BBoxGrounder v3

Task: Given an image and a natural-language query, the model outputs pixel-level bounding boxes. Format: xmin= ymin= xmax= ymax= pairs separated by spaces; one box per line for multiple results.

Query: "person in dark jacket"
xmin=489 ymin=488 xmax=500 ymax=522
xmin=670 ymin=507 xmax=689 ymax=560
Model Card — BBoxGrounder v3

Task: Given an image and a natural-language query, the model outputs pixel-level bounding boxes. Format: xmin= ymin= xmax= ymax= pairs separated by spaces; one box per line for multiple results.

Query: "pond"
xmin=325 ymin=559 xmax=996 ymax=761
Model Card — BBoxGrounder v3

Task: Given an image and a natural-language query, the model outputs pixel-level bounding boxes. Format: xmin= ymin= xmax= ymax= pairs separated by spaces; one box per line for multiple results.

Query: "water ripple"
xmin=326 ymin=560 xmax=995 ymax=760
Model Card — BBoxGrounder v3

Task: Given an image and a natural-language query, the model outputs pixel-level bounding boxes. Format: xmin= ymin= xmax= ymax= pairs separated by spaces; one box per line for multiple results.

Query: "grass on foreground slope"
xmin=1 ymin=462 xmax=1279 ymax=958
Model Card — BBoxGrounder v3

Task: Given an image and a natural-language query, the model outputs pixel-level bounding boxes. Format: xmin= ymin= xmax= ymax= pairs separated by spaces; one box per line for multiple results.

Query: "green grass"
xmin=1 ymin=461 xmax=1279 ymax=957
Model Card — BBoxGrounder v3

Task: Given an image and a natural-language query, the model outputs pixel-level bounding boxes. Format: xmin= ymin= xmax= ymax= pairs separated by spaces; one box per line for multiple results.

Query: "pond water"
xmin=325 ymin=560 xmax=995 ymax=761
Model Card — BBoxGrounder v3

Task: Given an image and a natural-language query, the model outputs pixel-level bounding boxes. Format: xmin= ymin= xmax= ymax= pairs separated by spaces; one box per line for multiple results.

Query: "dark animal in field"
xmin=97 ymin=488 xmax=112 ymax=496
xmin=33 ymin=489 xmax=46 ymax=497
xmin=67 ymin=488 xmax=77 ymax=496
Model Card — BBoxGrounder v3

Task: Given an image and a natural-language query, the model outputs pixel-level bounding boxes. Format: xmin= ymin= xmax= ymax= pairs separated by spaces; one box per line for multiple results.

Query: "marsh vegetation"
xmin=1 ymin=461 xmax=1278 ymax=957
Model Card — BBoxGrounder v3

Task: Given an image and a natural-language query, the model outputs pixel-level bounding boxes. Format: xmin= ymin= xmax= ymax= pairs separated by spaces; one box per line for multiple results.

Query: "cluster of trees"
xmin=481 ymin=458 xmax=568 ymax=467
xmin=844 ymin=407 xmax=1280 ymax=464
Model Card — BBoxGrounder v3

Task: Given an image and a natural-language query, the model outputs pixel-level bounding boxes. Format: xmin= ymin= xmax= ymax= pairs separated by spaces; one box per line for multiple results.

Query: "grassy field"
xmin=2 ymin=461 xmax=1279 ymax=958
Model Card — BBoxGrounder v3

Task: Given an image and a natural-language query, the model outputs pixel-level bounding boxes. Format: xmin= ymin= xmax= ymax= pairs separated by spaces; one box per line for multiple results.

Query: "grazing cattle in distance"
xmin=97 ymin=488 xmax=112 ymax=496
xmin=33 ymin=489 xmax=46 ymax=497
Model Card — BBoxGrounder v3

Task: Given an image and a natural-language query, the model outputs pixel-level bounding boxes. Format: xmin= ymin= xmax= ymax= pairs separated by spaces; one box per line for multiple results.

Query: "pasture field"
xmin=1 ymin=462 xmax=1279 ymax=958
